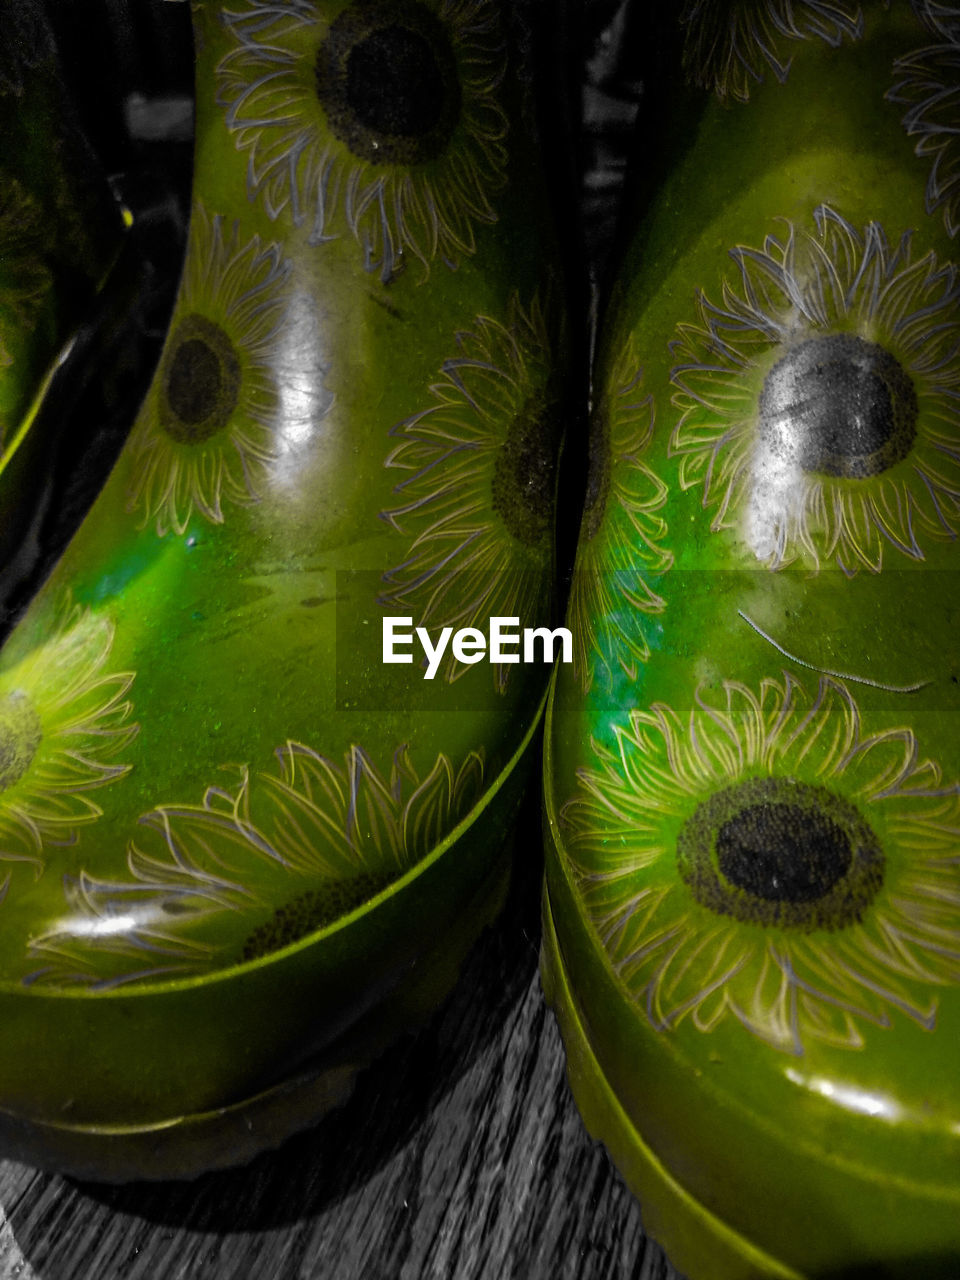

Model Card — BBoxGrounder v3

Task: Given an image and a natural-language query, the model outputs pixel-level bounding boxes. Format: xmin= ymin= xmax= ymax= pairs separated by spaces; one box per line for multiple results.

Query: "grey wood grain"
xmin=0 ymin=824 xmax=680 ymax=1280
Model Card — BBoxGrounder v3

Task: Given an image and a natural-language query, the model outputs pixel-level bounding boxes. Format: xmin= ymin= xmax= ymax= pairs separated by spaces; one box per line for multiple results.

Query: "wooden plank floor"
xmin=0 ymin=794 xmax=682 ymax=1280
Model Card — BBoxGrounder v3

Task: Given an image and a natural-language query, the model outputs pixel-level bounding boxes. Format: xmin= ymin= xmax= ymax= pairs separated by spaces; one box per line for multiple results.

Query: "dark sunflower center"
xmin=316 ymin=0 xmax=461 ymax=167
xmin=0 ymin=691 xmax=42 ymax=792
xmin=492 ymin=395 xmax=557 ymax=548
xmin=582 ymin=403 xmax=611 ymax=542
xmin=677 ymin=776 xmax=884 ymax=931
xmin=161 ymin=314 xmax=241 ymax=445
xmin=758 ymin=334 xmax=917 ymax=479
xmin=240 ymin=870 xmax=394 ymax=963
xmin=167 ymin=340 xmax=221 ymax=426
xmin=348 ymin=25 xmax=445 ymax=137
xmin=717 ymin=801 xmax=852 ymax=903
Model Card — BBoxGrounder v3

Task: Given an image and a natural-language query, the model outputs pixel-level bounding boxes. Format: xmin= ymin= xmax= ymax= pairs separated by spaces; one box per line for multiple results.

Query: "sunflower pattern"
xmin=562 ymin=673 xmax=960 ymax=1055
xmin=887 ymin=20 xmax=960 ymax=239
xmin=216 ymin=0 xmax=509 ymax=282
xmin=910 ymin=1 xmax=960 ymax=41
xmin=678 ymin=0 xmax=863 ymax=103
xmin=26 ymin=740 xmax=484 ymax=987
xmin=0 ymin=601 xmax=137 ymax=883
xmin=567 ymin=340 xmax=672 ymax=693
xmin=379 ymin=290 xmax=560 ymax=688
xmin=669 ymin=205 xmax=960 ymax=573
xmin=125 ymin=203 xmax=291 ymax=537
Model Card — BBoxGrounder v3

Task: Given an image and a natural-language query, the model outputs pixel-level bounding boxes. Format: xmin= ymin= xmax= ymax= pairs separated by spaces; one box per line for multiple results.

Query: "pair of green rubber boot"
xmin=1 ymin=1 xmax=960 ymax=1277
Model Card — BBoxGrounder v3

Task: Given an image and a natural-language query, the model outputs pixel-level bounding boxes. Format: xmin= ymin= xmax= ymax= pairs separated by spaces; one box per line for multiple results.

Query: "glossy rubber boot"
xmin=0 ymin=0 xmax=127 ymax=577
xmin=544 ymin=4 xmax=960 ymax=1277
xmin=0 ymin=0 xmax=572 ymax=1180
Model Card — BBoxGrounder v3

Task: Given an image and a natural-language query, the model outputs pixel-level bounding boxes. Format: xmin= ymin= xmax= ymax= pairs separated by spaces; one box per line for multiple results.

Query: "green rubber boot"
xmin=0 ymin=0 xmax=127 ymax=574
xmin=544 ymin=3 xmax=960 ymax=1277
xmin=0 ymin=0 xmax=572 ymax=1180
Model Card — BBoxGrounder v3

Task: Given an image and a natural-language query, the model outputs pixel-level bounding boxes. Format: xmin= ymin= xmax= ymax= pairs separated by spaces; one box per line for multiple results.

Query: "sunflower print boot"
xmin=0 ymin=0 xmax=571 ymax=1180
xmin=543 ymin=3 xmax=960 ymax=1277
xmin=0 ymin=0 xmax=127 ymax=576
